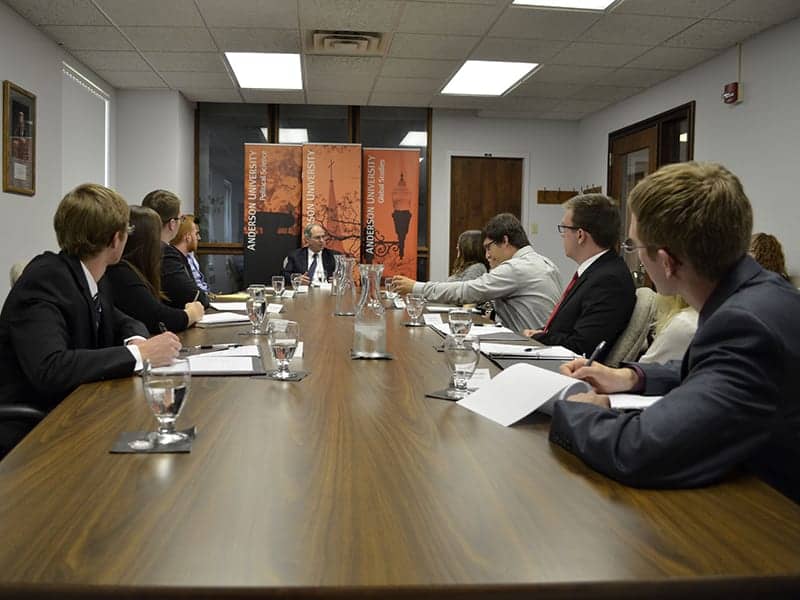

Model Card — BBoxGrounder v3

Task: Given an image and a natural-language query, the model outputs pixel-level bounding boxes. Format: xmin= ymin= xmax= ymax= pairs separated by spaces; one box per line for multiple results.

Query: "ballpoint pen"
xmin=585 ymin=340 xmax=606 ymax=367
xmin=180 ymin=343 xmax=242 ymax=352
xmin=158 ymin=321 xmax=168 ymax=333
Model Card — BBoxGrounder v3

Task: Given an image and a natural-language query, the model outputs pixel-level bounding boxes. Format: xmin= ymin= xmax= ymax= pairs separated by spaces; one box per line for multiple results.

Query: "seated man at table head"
xmin=551 ymin=162 xmax=800 ymax=503
xmin=0 ymin=183 xmax=181 ymax=457
xmin=179 ymin=214 xmax=211 ymax=293
xmin=523 ymin=194 xmax=635 ymax=360
xmin=142 ymin=189 xmax=210 ymax=309
xmin=282 ymin=222 xmax=337 ymax=286
xmin=392 ymin=213 xmax=562 ymax=332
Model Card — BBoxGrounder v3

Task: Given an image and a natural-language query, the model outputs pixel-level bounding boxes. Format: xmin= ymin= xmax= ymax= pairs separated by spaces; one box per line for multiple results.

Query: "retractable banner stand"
xmin=362 ymin=148 xmax=420 ymax=278
xmin=243 ymin=143 xmax=303 ymax=285
xmin=302 ymin=143 xmax=362 ymax=262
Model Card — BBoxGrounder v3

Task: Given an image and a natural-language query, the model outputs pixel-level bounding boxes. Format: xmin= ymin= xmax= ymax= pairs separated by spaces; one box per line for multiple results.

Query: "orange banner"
xmin=302 ymin=144 xmax=362 ymax=261
xmin=243 ymin=143 xmax=303 ymax=283
xmin=362 ymin=148 xmax=420 ymax=278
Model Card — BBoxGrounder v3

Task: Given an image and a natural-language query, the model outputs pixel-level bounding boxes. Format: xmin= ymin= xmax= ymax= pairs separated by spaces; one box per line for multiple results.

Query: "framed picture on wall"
xmin=3 ymin=80 xmax=36 ymax=196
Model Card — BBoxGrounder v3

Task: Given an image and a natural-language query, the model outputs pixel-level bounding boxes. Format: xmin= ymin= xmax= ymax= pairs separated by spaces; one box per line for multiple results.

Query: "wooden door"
xmin=449 ymin=156 xmax=523 ymax=273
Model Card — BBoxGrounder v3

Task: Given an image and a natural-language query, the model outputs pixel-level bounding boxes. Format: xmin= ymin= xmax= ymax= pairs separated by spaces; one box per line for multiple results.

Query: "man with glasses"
xmin=282 ymin=223 xmax=337 ymax=286
xmin=551 ymin=162 xmax=800 ymax=502
xmin=171 ymin=214 xmax=210 ymax=294
xmin=0 ymin=184 xmax=181 ymax=458
xmin=523 ymin=194 xmax=635 ymax=360
xmin=142 ymin=189 xmax=209 ymax=309
xmin=393 ymin=213 xmax=562 ymax=332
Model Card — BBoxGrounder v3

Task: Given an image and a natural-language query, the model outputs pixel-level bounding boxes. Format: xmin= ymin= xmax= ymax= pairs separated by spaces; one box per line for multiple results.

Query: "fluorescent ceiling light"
xmin=400 ymin=131 xmax=427 ymax=147
xmin=512 ymin=0 xmax=616 ymax=9
xmin=441 ymin=60 xmax=538 ymax=96
xmin=279 ymin=128 xmax=308 ymax=143
xmin=226 ymin=52 xmax=302 ymax=89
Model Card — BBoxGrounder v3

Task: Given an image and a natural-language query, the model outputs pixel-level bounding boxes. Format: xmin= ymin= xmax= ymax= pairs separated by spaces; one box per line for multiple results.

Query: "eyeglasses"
xmin=167 ymin=215 xmax=186 ymax=224
xmin=621 ymin=238 xmax=649 ymax=254
xmin=482 ymin=240 xmax=497 ymax=252
xmin=556 ymin=224 xmax=581 ymax=234
xmin=126 ymin=224 xmax=136 ymax=235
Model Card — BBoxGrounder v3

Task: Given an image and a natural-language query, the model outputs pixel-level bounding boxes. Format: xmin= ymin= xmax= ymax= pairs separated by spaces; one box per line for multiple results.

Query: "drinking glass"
xmin=268 ymin=319 xmax=299 ymax=379
xmin=448 ymin=308 xmax=473 ymax=338
xmin=272 ymin=276 xmax=285 ymax=298
xmin=142 ymin=358 xmax=191 ymax=445
xmin=404 ymin=294 xmax=426 ymax=326
xmin=383 ymin=276 xmax=398 ymax=300
xmin=443 ymin=334 xmax=480 ymax=399
xmin=247 ymin=284 xmax=267 ymax=300
xmin=290 ymin=273 xmax=303 ymax=291
xmin=246 ymin=295 xmax=266 ymax=334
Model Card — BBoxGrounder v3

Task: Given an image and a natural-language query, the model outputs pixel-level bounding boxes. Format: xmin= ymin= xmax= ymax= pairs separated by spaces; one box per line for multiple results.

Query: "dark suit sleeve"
xmin=282 ymin=249 xmax=304 ymax=284
xmin=105 ymin=265 xmax=189 ymax=334
xmin=549 ymin=307 xmax=784 ymax=489
xmin=534 ymin=270 xmax=634 ymax=357
xmin=162 ymin=246 xmax=209 ymax=309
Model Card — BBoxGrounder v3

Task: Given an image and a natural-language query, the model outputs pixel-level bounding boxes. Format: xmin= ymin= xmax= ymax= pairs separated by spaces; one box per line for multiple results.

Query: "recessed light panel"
xmin=512 ymin=0 xmax=616 ymax=9
xmin=441 ymin=60 xmax=538 ymax=96
xmin=226 ymin=52 xmax=302 ymax=90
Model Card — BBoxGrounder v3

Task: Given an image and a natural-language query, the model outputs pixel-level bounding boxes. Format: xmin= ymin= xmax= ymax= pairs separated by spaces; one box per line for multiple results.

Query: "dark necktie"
xmin=309 ymin=253 xmax=319 ymax=282
xmin=92 ymin=292 xmax=103 ymax=332
xmin=543 ymin=271 xmax=578 ymax=332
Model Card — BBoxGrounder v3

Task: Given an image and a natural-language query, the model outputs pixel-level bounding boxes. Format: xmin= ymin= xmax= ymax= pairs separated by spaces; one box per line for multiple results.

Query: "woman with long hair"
xmin=105 ymin=206 xmax=204 ymax=333
xmin=750 ymin=232 xmax=790 ymax=281
xmin=639 ymin=294 xmax=698 ymax=364
xmin=447 ymin=230 xmax=489 ymax=282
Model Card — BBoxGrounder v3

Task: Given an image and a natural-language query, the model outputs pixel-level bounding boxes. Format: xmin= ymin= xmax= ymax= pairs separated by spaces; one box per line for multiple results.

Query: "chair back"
xmin=9 ymin=260 xmax=29 ymax=286
xmin=604 ymin=287 xmax=657 ymax=367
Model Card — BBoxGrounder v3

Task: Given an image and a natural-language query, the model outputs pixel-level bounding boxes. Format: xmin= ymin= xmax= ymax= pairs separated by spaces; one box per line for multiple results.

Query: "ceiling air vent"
xmin=307 ymin=30 xmax=388 ymax=56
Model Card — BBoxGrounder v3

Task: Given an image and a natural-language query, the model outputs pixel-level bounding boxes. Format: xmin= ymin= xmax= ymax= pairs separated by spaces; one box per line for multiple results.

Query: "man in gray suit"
xmin=551 ymin=162 xmax=800 ymax=503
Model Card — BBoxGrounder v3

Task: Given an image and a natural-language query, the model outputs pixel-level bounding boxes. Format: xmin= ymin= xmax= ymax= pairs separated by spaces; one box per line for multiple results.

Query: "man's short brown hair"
xmin=565 ymin=193 xmax=620 ymax=250
xmin=629 ymin=162 xmax=752 ymax=281
xmin=54 ymin=183 xmax=129 ymax=259
xmin=142 ymin=189 xmax=180 ymax=224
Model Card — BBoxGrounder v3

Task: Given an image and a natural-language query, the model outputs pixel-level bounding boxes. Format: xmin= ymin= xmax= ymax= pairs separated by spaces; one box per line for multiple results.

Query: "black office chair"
xmin=0 ymin=404 xmax=46 ymax=459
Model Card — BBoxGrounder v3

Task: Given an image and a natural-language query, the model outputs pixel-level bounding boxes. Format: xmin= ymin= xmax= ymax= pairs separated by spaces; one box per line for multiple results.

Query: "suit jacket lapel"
xmin=62 ymin=252 xmax=100 ymax=347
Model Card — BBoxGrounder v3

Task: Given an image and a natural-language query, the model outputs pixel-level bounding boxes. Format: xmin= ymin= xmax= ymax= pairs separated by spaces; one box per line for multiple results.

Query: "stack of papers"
xmin=196 ymin=312 xmax=250 ymax=327
xmin=425 ymin=319 xmax=516 ymax=339
xmin=480 ymin=343 xmax=580 ymax=360
xmin=210 ymin=301 xmax=247 ymax=312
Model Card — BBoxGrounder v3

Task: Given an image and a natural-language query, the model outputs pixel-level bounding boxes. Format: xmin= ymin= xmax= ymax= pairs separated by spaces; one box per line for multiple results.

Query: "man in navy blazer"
xmin=0 ymin=184 xmax=181 ymax=457
xmin=282 ymin=223 xmax=337 ymax=285
xmin=552 ymin=162 xmax=800 ymax=503
xmin=525 ymin=194 xmax=635 ymax=360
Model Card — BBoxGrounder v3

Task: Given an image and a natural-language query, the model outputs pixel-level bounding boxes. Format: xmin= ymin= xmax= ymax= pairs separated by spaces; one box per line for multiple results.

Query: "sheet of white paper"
xmin=609 ymin=393 xmax=662 ymax=410
xmin=480 ymin=342 xmax=580 ymax=360
xmin=468 ymin=368 xmax=492 ymax=389
xmin=210 ymin=302 xmax=247 ymax=312
xmin=318 ymin=282 xmax=333 ymax=291
xmin=427 ymin=320 xmax=513 ymax=338
xmin=282 ymin=290 xmax=296 ymax=298
xmin=423 ymin=314 xmax=444 ymax=326
xmin=151 ymin=356 xmax=256 ymax=374
xmin=266 ymin=303 xmax=283 ymax=314
xmin=457 ymin=363 xmax=590 ymax=426
xmin=194 ymin=345 xmax=260 ymax=358
xmin=198 ymin=312 xmax=250 ymax=325
xmin=296 ymin=285 xmax=309 ymax=294
xmin=425 ymin=304 xmax=460 ymax=313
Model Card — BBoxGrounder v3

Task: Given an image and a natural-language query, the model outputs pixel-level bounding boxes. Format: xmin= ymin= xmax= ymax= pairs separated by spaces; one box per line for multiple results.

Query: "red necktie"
xmin=543 ymin=272 xmax=578 ymax=332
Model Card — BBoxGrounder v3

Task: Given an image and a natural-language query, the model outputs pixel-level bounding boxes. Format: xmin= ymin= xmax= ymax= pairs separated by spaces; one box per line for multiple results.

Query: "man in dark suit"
xmin=552 ymin=162 xmax=800 ymax=503
xmin=142 ymin=189 xmax=210 ymax=308
xmin=524 ymin=194 xmax=635 ymax=360
xmin=282 ymin=223 xmax=337 ymax=285
xmin=0 ymin=183 xmax=181 ymax=457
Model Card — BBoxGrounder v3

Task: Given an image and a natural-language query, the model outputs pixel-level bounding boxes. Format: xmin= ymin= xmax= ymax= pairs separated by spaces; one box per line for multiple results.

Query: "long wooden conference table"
xmin=1 ymin=290 xmax=799 ymax=599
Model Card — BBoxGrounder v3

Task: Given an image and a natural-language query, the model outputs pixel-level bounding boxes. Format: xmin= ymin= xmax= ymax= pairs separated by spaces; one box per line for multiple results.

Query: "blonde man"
xmin=0 ymin=184 xmax=180 ymax=457
xmin=553 ymin=162 xmax=800 ymax=502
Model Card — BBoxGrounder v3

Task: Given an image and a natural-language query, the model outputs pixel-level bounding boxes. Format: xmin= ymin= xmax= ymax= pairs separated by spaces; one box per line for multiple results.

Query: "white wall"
xmin=116 ymin=90 xmax=195 ymax=211
xmin=578 ymin=16 xmax=800 ymax=276
xmin=430 ymin=111 xmax=580 ymax=281
xmin=0 ymin=2 xmax=114 ymax=303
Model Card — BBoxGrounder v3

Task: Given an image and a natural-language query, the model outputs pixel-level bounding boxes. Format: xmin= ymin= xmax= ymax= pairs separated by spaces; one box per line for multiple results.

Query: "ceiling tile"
xmin=161 ymin=72 xmax=234 ymax=89
xmin=211 ymin=28 xmax=300 ymax=53
xmin=298 ymin=0 xmax=405 ymax=31
xmin=570 ymin=85 xmax=644 ymax=102
xmin=307 ymin=90 xmax=370 ymax=105
xmin=380 ymin=58 xmax=459 ymax=79
xmin=95 ymin=70 xmax=166 ymax=87
xmin=665 ymin=19 xmax=766 ymax=49
xmin=489 ymin=7 xmax=601 ymax=40
xmin=538 ymin=111 xmax=588 ymax=120
xmin=123 ymin=27 xmax=217 ymax=51
xmin=373 ymin=77 xmax=443 ymax=94
xmin=582 ymin=14 xmax=698 ymax=46
xmin=398 ymin=2 xmax=503 ymax=36
xmin=625 ymin=45 xmax=717 ymax=69
xmin=41 ymin=25 xmax=133 ymax=51
xmin=197 ymin=0 xmax=298 ymax=28
xmin=551 ymin=98 xmax=613 ymax=113
xmin=551 ymin=42 xmax=651 ymax=67
xmin=711 ymin=0 xmax=800 ymax=26
xmin=528 ymin=64 xmax=616 ymax=83
xmin=305 ymin=56 xmax=383 ymax=79
xmin=144 ymin=52 xmax=226 ymax=72
xmin=411 ymin=0 xmax=505 ymax=4
xmin=601 ymin=67 xmax=679 ymax=87
xmin=491 ymin=96 xmax=560 ymax=112
xmin=388 ymin=33 xmax=479 ymax=59
xmin=476 ymin=109 xmax=551 ymax=119
xmin=611 ymin=0 xmax=730 ymax=18
xmin=3 ymin=0 xmax=108 ymax=25
xmin=368 ymin=92 xmax=435 ymax=107
xmin=472 ymin=38 xmax=569 ymax=62
xmin=430 ymin=95 xmax=496 ymax=110
xmin=181 ymin=89 xmax=243 ymax=103
xmin=70 ymin=50 xmax=150 ymax=71
xmin=509 ymin=80 xmax=585 ymax=98
xmin=95 ymin=0 xmax=203 ymax=26
xmin=241 ymin=89 xmax=306 ymax=103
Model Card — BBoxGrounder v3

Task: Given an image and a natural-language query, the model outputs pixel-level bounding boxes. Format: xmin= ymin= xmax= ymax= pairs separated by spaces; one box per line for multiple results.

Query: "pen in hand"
xmin=585 ymin=340 xmax=606 ymax=367
xmin=158 ymin=321 xmax=168 ymax=334
xmin=193 ymin=289 xmax=200 ymax=303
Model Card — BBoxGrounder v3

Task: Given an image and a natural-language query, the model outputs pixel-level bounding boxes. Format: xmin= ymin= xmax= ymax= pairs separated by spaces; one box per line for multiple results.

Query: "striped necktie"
xmin=309 ymin=253 xmax=319 ymax=282
xmin=543 ymin=271 xmax=578 ymax=332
